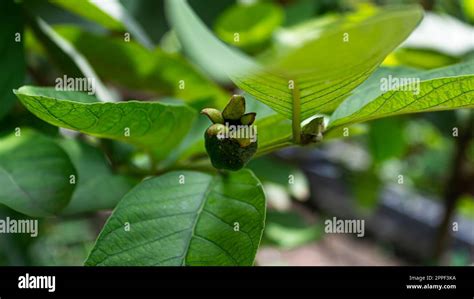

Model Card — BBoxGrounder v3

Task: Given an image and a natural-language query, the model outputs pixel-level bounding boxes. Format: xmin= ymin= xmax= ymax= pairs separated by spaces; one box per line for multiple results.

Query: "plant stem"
xmin=157 ymin=135 xmax=295 ymax=175
xmin=432 ymin=115 xmax=473 ymax=263
xmin=255 ymin=138 xmax=294 ymax=158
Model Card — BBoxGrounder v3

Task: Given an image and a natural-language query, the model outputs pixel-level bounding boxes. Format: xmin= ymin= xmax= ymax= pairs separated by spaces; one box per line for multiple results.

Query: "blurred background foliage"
xmin=0 ymin=0 xmax=473 ymax=266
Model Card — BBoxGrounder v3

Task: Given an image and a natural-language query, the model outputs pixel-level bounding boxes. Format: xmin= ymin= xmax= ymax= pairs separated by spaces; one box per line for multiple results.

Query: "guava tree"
xmin=2 ymin=0 xmax=473 ymax=265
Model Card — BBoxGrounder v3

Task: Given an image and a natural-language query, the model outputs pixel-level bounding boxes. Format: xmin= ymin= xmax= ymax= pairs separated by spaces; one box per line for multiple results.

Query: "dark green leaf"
xmin=58 ymin=139 xmax=135 ymax=215
xmin=86 ymin=170 xmax=266 ymax=266
xmin=0 ymin=130 xmax=76 ymax=217
xmin=14 ymin=86 xmax=197 ymax=160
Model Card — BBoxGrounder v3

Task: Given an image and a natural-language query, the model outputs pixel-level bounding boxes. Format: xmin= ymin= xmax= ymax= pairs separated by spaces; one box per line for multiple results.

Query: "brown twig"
xmin=432 ymin=114 xmax=473 ymax=263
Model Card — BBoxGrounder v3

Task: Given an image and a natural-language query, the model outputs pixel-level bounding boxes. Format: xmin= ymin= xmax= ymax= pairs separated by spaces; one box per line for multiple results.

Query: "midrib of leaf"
xmin=182 ymin=175 xmax=216 ymax=266
xmin=236 ymin=7 xmax=422 ymax=120
xmin=235 ymin=58 xmax=386 ymax=124
xmin=291 ymin=78 xmax=301 ymax=144
xmin=236 ymin=70 xmax=304 ymax=143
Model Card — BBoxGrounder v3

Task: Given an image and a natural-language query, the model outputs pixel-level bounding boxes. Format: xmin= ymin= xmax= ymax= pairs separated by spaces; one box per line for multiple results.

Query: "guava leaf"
xmin=85 ymin=170 xmax=266 ymax=266
xmin=0 ymin=130 xmax=76 ymax=217
xmin=13 ymin=86 xmax=197 ymax=160
xmin=59 ymin=139 xmax=135 ymax=215
xmin=328 ymin=61 xmax=474 ymax=128
xmin=167 ymin=0 xmax=423 ymax=121
xmin=237 ymin=6 xmax=424 ymax=120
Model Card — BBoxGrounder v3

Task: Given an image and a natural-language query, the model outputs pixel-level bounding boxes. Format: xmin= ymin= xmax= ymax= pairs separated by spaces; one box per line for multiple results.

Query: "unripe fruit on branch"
xmin=202 ymin=95 xmax=258 ymax=171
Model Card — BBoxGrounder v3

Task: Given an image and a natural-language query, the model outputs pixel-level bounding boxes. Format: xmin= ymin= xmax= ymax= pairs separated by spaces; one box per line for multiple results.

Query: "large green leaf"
xmin=328 ymin=61 xmax=474 ymax=128
xmin=13 ymin=86 xmax=197 ymax=160
xmin=0 ymin=0 xmax=25 ymax=120
xmin=49 ymin=0 xmax=153 ymax=48
xmin=167 ymin=0 xmax=423 ymax=121
xmin=0 ymin=130 xmax=76 ymax=217
xmin=85 ymin=170 xmax=266 ymax=266
xmin=54 ymin=25 xmax=228 ymax=108
xmin=237 ymin=6 xmax=424 ymax=120
xmin=59 ymin=139 xmax=135 ymax=215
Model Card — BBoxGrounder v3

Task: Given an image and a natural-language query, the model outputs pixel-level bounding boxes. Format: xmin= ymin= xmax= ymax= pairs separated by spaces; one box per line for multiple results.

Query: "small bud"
xmin=240 ymin=113 xmax=256 ymax=125
xmin=222 ymin=95 xmax=245 ymax=120
xmin=301 ymin=117 xmax=324 ymax=144
xmin=201 ymin=108 xmax=224 ymax=124
xmin=206 ymin=123 xmax=228 ymax=136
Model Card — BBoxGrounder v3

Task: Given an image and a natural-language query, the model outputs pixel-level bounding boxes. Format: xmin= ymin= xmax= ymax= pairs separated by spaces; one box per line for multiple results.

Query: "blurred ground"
xmin=257 ymin=234 xmax=403 ymax=266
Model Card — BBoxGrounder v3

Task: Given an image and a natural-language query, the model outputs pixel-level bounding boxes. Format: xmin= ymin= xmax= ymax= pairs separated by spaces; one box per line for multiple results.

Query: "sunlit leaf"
xmin=168 ymin=0 xmax=423 ymax=123
xmin=329 ymin=61 xmax=474 ymax=128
